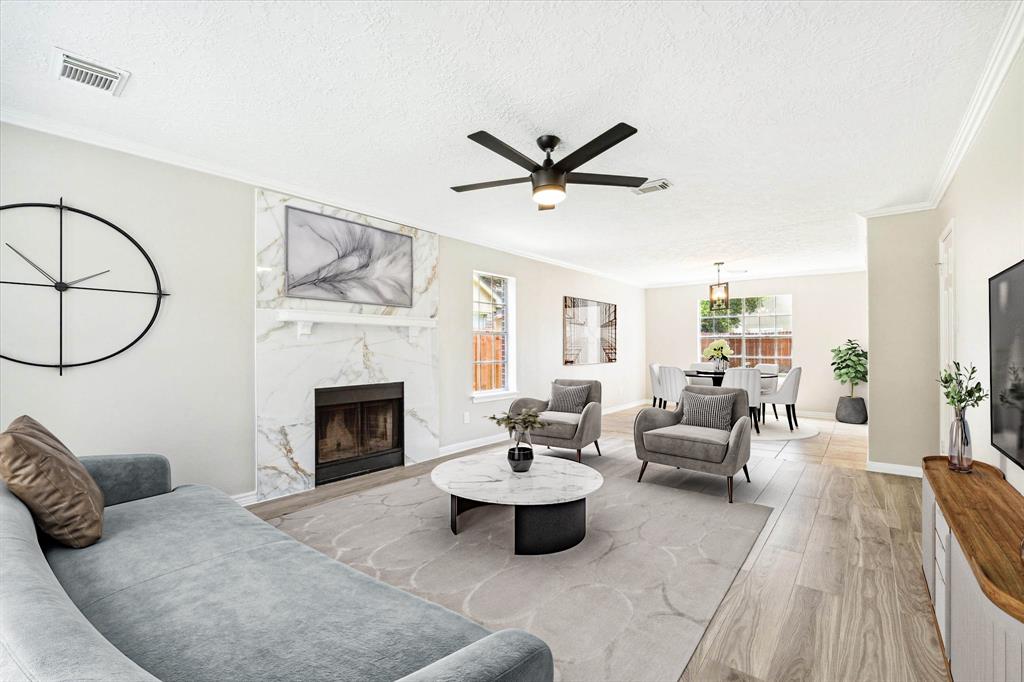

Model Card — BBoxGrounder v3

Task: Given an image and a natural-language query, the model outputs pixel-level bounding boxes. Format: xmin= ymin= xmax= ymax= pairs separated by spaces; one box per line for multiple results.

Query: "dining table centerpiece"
xmin=938 ymin=362 xmax=988 ymax=473
xmin=488 ymin=408 xmax=546 ymax=472
xmin=702 ymin=339 xmax=735 ymax=372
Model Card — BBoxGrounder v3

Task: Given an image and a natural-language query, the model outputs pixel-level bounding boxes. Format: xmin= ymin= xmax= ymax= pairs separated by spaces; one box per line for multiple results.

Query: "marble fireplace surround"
xmin=255 ymin=189 xmax=441 ymax=502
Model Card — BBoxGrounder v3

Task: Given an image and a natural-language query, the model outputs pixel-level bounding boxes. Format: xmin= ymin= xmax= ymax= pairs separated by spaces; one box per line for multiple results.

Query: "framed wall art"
xmin=563 ymin=296 xmax=617 ymax=365
xmin=285 ymin=206 xmax=413 ymax=307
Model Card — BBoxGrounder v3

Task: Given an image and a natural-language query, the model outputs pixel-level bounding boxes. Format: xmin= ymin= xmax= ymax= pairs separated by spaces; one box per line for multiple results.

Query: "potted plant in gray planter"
xmin=488 ymin=408 xmax=546 ymax=472
xmin=830 ymin=339 xmax=868 ymax=424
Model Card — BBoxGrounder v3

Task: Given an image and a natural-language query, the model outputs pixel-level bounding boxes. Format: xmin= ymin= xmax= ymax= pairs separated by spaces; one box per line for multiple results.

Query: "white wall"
xmin=438 ymin=237 xmax=647 ymax=448
xmin=0 ymin=124 xmax=649 ymax=490
xmin=645 ymin=272 xmax=868 ymax=414
xmin=0 ymin=124 xmax=255 ymax=495
xmin=937 ymin=47 xmax=1024 ymax=493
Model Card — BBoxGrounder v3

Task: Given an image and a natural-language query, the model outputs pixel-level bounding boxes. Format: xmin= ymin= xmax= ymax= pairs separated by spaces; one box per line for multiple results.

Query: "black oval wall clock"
xmin=0 ymin=199 xmax=168 ymax=375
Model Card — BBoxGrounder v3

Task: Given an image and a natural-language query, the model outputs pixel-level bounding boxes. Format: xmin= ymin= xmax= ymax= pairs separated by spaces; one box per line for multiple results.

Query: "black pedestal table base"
xmin=449 ymin=494 xmax=587 ymax=555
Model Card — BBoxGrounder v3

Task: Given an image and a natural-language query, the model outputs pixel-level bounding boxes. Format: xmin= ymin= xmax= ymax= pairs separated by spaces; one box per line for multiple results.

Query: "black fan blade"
xmin=567 ymin=172 xmax=647 ymax=187
xmin=553 ymin=123 xmax=638 ymax=173
xmin=467 ymin=131 xmax=541 ymax=172
xmin=451 ymin=177 xmax=530 ymax=192
xmin=537 ymin=204 xmax=556 ymax=211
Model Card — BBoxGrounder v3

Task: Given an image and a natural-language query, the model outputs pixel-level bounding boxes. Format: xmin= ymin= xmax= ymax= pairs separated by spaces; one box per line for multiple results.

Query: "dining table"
xmin=683 ymin=370 xmax=779 ymax=387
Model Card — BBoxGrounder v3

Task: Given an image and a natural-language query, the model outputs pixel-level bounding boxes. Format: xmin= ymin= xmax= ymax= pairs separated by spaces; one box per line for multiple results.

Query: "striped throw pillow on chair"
xmin=681 ymin=392 xmax=735 ymax=431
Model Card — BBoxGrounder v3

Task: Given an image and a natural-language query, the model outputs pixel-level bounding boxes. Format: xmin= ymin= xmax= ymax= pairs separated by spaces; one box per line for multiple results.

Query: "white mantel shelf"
xmin=275 ymin=309 xmax=437 ymax=338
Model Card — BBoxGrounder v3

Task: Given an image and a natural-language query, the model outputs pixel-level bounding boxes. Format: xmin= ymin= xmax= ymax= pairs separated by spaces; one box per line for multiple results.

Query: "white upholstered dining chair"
xmin=754 ymin=363 xmax=779 ymax=422
xmin=648 ymin=363 xmax=663 ymax=407
xmin=723 ymin=367 xmax=762 ymax=434
xmin=657 ymin=366 xmax=687 ymax=409
xmin=761 ymin=367 xmax=802 ymax=431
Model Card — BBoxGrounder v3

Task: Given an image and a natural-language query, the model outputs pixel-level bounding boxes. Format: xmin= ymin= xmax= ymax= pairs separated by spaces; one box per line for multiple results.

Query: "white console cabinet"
xmin=922 ymin=457 xmax=1024 ymax=681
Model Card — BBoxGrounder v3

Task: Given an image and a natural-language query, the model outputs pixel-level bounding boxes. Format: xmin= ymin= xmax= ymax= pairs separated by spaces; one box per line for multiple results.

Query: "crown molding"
xmin=0 ymin=106 xmax=646 ymax=289
xmin=858 ymin=201 xmax=936 ymax=219
xmin=859 ymin=1 xmax=1024 ymax=219
xmin=928 ymin=0 xmax=1024 ymax=208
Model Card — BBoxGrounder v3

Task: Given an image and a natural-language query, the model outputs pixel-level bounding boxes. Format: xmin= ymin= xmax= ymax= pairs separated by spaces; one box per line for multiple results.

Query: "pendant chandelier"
xmin=709 ymin=262 xmax=729 ymax=311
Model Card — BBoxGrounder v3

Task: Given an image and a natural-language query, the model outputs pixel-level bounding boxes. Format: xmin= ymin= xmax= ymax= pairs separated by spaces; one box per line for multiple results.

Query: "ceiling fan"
xmin=450 ymin=122 xmax=648 ymax=210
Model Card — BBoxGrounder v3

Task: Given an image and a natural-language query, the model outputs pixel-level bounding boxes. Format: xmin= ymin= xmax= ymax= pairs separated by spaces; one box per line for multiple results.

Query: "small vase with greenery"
xmin=830 ymin=339 xmax=869 ymax=424
xmin=488 ymin=408 xmax=545 ymax=472
xmin=938 ymin=362 xmax=989 ymax=473
xmin=702 ymin=339 xmax=735 ymax=372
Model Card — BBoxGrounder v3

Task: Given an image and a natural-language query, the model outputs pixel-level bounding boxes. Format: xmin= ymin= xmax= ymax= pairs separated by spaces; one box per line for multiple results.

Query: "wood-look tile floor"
xmin=254 ymin=407 xmax=948 ymax=682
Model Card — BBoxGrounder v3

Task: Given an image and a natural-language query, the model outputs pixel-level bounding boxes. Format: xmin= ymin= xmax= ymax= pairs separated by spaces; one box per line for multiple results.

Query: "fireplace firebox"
xmin=315 ymin=382 xmax=404 ymax=485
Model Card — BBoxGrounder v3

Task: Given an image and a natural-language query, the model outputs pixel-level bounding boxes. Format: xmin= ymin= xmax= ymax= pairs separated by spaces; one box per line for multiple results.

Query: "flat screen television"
xmin=990 ymin=258 xmax=1024 ymax=471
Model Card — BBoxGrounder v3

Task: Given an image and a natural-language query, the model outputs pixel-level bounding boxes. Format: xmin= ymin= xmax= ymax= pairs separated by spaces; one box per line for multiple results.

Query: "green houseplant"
xmin=938 ymin=362 xmax=988 ymax=473
xmin=830 ymin=339 xmax=869 ymax=424
xmin=488 ymin=408 xmax=546 ymax=472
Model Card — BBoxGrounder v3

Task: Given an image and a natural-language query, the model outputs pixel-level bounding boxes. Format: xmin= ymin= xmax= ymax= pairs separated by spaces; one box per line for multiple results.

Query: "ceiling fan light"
xmin=532 ymin=185 xmax=566 ymax=205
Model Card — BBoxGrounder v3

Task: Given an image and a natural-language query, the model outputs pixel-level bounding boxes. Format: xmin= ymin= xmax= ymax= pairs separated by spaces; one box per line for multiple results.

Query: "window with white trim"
xmin=472 ymin=272 xmax=515 ymax=395
xmin=699 ymin=295 xmax=793 ymax=370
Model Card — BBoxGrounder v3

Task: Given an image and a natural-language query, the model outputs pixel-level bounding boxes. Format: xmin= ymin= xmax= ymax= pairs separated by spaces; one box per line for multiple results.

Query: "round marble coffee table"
xmin=430 ymin=452 xmax=604 ymax=555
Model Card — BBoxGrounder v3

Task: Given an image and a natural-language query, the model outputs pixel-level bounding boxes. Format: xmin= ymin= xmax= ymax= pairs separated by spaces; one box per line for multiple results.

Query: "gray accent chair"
xmin=0 ymin=454 xmax=554 ymax=682
xmin=510 ymin=379 xmax=602 ymax=462
xmin=633 ymin=385 xmax=752 ymax=503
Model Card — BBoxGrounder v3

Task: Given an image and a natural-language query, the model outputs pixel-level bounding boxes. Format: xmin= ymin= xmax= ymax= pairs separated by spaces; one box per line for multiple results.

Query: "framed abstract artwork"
xmin=285 ymin=206 xmax=413 ymax=307
xmin=563 ymin=296 xmax=617 ymax=365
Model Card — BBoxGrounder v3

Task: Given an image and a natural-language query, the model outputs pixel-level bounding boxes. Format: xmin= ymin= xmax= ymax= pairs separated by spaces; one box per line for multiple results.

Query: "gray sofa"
xmin=0 ymin=454 xmax=553 ymax=682
xmin=510 ymin=379 xmax=602 ymax=462
xmin=633 ymin=386 xmax=752 ymax=502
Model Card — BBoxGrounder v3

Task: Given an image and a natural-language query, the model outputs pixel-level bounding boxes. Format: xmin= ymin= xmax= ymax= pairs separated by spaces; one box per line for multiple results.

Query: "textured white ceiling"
xmin=0 ymin=1 xmax=1013 ymax=286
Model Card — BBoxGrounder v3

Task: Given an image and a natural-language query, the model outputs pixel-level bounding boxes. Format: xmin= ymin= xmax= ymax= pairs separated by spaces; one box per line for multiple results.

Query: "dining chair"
xmin=722 ymin=367 xmax=762 ymax=434
xmin=761 ymin=367 xmax=802 ymax=431
xmin=687 ymin=362 xmax=715 ymax=386
xmin=754 ymin=363 xmax=779 ymax=422
xmin=657 ymin=366 xmax=687 ymax=409
xmin=648 ymin=363 xmax=663 ymax=407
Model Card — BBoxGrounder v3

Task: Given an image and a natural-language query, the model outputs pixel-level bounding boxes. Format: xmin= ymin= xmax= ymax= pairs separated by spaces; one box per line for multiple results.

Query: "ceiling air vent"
xmin=632 ymin=178 xmax=672 ymax=195
xmin=51 ymin=48 xmax=130 ymax=96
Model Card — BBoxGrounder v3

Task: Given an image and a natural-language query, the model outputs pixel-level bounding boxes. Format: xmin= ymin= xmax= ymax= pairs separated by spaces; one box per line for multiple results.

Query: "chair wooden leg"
xmin=785 ymin=405 xmax=794 ymax=431
xmin=594 ymin=440 xmax=602 ymax=456
xmin=791 ymin=406 xmax=799 ymax=428
xmin=576 ymin=449 xmax=582 ymax=462
xmin=652 ymin=397 xmax=657 ymax=407
xmin=637 ymin=461 xmax=648 ymax=482
xmin=772 ymin=404 xmax=778 ymax=420
xmin=743 ymin=464 xmax=750 ymax=482
xmin=749 ymin=407 xmax=760 ymax=435
xmin=727 ymin=476 xmax=734 ymax=503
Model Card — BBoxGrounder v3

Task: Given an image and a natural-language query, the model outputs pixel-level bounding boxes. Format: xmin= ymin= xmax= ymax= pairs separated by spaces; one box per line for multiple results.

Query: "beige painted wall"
xmin=937 ymin=47 xmax=1024 ymax=492
xmin=438 ymin=237 xmax=647 ymax=447
xmin=866 ymin=210 xmax=942 ymax=470
xmin=645 ymin=272 xmax=868 ymax=414
xmin=0 ymin=124 xmax=256 ymax=495
xmin=867 ymin=48 xmax=1023 ymax=493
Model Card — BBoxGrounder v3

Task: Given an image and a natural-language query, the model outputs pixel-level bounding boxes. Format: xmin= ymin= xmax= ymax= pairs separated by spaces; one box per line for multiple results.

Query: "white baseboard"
xmin=232 ymin=490 xmax=259 ymax=507
xmin=867 ymin=461 xmax=922 ymax=478
xmin=438 ymin=432 xmax=510 ymax=457
xmin=603 ymin=399 xmax=648 ymax=414
xmin=797 ymin=410 xmax=835 ymax=420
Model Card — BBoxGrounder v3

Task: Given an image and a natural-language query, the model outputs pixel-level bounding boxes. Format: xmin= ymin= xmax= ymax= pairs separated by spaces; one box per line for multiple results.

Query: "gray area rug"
xmin=274 ymin=438 xmax=772 ymax=682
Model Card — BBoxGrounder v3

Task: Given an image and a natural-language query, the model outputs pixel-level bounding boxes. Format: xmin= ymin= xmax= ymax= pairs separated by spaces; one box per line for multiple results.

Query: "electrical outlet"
xmin=463 ymin=411 xmax=471 ymax=424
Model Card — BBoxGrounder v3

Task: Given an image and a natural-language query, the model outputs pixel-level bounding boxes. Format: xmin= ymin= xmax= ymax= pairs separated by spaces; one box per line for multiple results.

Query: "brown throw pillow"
xmin=0 ymin=416 xmax=104 ymax=547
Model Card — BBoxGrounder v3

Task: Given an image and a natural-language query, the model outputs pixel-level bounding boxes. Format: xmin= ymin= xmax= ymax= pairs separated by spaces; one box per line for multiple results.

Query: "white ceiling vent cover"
xmin=50 ymin=48 xmax=130 ymax=96
xmin=632 ymin=178 xmax=672 ymax=195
